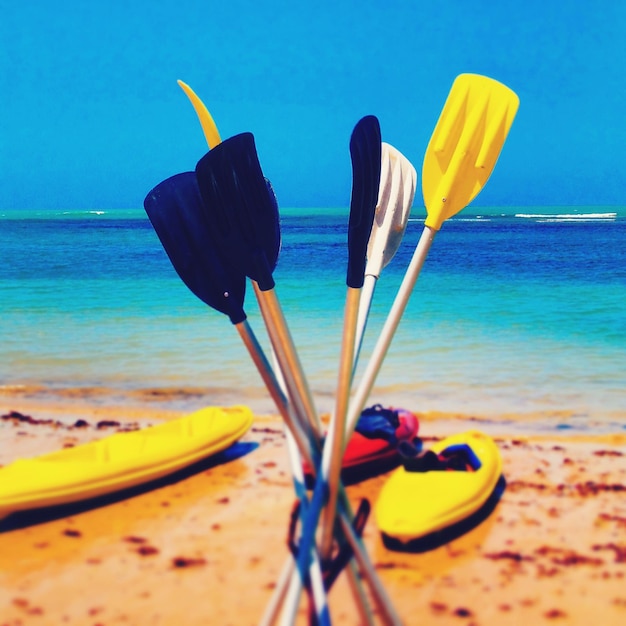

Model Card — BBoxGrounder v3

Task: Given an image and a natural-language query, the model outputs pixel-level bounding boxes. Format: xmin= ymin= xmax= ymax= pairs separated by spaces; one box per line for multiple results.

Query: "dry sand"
xmin=1 ymin=388 xmax=626 ymax=625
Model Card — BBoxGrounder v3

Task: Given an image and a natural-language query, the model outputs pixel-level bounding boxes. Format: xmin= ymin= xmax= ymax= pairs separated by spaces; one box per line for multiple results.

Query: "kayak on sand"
xmin=375 ymin=430 xmax=503 ymax=549
xmin=0 ymin=405 xmax=253 ymax=521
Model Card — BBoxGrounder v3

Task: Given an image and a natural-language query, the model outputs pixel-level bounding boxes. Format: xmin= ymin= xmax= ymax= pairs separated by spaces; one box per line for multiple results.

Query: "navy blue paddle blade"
xmin=347 ymin=115 xmax=382 ymax=288
xmin=194 ymin=132 xmax=281 ymax=292
xmin=143 ymin=172 xmax=247 ymax=324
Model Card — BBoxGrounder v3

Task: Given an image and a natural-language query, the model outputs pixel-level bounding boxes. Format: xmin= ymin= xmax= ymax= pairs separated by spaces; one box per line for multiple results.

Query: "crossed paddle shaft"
xmin=144 ymin=75 xmax=519 ymax=624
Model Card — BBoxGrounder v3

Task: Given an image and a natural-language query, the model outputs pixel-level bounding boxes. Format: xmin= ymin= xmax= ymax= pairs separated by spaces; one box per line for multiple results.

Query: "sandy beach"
xmin=1 ymin=387 xmax=626 ymax=625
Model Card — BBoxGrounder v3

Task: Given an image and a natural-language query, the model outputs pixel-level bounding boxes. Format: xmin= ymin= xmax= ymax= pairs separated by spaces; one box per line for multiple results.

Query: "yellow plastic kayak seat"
xmin=0 ymin=405 xmax=253 ymax=520
xmin=375 ymin=430 xmax=502 ymax=547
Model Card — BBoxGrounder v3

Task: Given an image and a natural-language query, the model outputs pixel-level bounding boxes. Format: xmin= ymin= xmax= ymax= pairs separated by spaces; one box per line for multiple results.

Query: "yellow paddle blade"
xmin=177 ymin=79 xmax=222 ymax=148
xmin=422 ymin=73 xmax=519 ymax=230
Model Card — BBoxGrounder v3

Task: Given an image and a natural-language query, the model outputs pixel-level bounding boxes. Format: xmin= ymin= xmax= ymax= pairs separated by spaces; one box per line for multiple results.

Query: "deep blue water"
xmin=1 ymin=207 xmax=625 ymax=428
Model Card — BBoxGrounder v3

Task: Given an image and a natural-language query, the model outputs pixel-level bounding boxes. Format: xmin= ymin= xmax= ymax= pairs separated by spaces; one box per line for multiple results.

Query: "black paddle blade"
xmin=194 ymin=132 xmax=281 ymax=292
xmin=346 ymin=115 xmax=382 ymax=288
xmin=143 ymin=172 xmax=247 ymax=324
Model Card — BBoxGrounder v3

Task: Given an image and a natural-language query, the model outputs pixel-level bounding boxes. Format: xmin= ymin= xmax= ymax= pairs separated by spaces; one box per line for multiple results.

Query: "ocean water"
xmin=1 ymin=206 xmax=625 ymax=430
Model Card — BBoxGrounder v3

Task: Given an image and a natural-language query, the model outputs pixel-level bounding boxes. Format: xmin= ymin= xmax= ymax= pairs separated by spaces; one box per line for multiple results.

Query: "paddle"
xmin=194 ymin=133 xmax=322 ymax=442
xmin=353 ymin=142 xmax=417 ymax=370
xmin=175 ymin=81 xmax=316 ymax=444
xmin=319 ymin=115 xmax=381 ymax=560
xmin=346 ymin=73 xmax=519 ymax=441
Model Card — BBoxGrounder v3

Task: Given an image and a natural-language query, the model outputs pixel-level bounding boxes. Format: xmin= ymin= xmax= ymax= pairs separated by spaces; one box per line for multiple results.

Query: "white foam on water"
xmin=515 ymin=212 xmax=617 ymax=221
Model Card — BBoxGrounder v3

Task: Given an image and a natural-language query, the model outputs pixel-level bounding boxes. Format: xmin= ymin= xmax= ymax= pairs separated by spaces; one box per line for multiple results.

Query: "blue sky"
xmin=2 ymin=1 xmax=625 ymax=210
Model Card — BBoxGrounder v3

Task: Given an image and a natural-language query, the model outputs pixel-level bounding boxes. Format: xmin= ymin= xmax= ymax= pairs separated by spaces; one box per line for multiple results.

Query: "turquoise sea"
xmin=1 ymin=206 xmax=625 ymax=431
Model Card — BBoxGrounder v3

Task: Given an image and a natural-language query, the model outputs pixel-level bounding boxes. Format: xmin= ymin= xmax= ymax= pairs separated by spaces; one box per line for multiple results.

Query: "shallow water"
xmin=1 ymin=206 xmax=625 ymax=428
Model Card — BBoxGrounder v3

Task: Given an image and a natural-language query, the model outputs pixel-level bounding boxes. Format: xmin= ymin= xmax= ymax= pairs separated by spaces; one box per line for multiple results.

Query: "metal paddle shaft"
xmin=348 ymin=226 xmax=434 ymax=435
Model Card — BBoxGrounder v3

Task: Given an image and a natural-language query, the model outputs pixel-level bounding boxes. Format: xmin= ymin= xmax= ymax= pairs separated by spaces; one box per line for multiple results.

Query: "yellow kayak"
xmin=375 ymin=430 xmax=502 ymax=547
xmin=0 ymin=405 xmax=253 ymax=520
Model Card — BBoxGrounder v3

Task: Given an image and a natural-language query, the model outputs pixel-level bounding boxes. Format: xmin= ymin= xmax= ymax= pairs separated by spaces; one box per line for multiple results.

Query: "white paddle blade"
xmin=365 ymin=143 xmax=417 ymax=278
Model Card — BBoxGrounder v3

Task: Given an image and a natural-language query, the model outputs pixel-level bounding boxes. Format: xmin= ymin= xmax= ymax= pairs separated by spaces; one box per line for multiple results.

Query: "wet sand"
xmin=1 ymin=388 xmax=626 ymax=625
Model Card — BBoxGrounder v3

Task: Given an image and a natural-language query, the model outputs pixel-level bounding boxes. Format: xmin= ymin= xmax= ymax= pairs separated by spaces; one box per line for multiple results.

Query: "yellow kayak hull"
xmin=375 ymin=430 xmax=502 ymax=546
xmin=0 ymin=405 xmax=253 ymax=520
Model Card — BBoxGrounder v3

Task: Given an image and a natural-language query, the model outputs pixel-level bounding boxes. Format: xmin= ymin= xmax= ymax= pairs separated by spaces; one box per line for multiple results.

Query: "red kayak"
xmin=303 ymin=405 xmax=419 ymax=483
